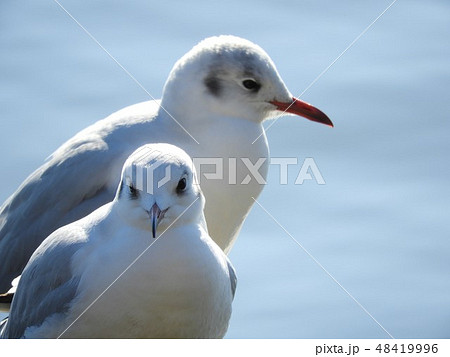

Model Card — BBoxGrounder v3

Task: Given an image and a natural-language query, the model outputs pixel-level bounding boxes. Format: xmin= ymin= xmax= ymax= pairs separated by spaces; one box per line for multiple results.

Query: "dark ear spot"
xmin=129 ymin=185 xmax=139 ymax=200
xmin=204 ymin=76 xmax=221 ymax=97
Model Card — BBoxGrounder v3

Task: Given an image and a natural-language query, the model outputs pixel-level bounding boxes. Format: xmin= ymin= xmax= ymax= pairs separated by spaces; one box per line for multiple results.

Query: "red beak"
xmin=270 ymin=97 xmax=333 ymax=127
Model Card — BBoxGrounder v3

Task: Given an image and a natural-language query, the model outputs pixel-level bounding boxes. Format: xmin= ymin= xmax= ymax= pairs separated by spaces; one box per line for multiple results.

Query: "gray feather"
xmin=1 ymin=226 xmax=84 ymax=338
xmin=0 ymin=103 xmax=160 ymax=293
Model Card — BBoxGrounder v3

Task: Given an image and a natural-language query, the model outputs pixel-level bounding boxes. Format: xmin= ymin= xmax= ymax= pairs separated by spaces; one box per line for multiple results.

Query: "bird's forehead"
xmin=207 ymin=47 xmax=268 ymax=76
xmin=122 ymin=145 xmax=194 ymax=194
xmin=128 ymin=146 xmax=191 ymax=169
xmin=127 ymin=157 xmax=189 ymax=180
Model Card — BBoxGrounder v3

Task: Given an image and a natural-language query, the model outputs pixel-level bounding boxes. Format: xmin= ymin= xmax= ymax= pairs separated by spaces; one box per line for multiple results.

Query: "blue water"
xmin=1 ymin=0 xmax=449 ymax=338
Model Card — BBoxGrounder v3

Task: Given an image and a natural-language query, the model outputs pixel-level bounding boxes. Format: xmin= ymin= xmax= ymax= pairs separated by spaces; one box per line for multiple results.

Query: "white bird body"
xmin=1 ymin=144 xmax=235 ymax=339
xmin=0 ymin=36 xmax=331 ymax=293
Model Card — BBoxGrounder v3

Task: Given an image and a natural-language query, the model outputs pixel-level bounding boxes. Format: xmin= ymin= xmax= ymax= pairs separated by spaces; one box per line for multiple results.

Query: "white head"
xmin=161 ymin=35 xmax=332 ymax=126
xmin=114 ymin=144 xmax=204 ymax=238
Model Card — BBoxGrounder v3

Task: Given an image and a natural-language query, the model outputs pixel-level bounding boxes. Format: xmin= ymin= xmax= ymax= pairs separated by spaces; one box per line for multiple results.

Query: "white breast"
xmin=55 ymin=224 xmax=233 ymax=339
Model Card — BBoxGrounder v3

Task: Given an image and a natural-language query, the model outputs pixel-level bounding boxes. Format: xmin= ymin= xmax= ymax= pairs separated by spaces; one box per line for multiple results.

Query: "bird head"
xmin=161 ymin=35 xmax=332 ymax=126
xmin=115 ymin=144 xmax=204 ymax=238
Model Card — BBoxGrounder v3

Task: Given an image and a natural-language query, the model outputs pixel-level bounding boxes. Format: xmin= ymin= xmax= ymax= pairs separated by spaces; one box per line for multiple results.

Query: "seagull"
xmin=0 ymin=35 xmax=332 ymax=292
xmin=0 ymin=144 xmax=237 ymax=338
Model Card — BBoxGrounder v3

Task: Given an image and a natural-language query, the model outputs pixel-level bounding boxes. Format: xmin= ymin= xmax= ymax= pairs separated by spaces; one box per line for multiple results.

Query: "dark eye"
xmin=128 ymin=185 xmax=138 ymax=199
xmin=242 ymin=79 xmax=260 ymax=92
xmin=176 ymin=177 xmax=187 ymax=194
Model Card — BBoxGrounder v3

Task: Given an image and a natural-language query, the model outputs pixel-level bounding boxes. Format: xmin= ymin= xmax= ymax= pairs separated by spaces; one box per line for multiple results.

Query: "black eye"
xmin=176 ymin=177 xmax=187 ymax=194
xmin=128 ymin=185 xmax=138 ymax=199
xmin=242 ymin=79 xmax=260 ymax=92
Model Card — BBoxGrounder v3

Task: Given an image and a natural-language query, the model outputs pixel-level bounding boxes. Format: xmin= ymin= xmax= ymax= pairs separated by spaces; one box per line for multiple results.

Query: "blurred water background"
xmin=0 ymin=0 xmax=449 ymax=338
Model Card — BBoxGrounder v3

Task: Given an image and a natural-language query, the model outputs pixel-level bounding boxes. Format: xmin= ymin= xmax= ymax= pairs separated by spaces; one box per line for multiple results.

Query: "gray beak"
xmin=150 ymin=203 xmax=162 ymax=239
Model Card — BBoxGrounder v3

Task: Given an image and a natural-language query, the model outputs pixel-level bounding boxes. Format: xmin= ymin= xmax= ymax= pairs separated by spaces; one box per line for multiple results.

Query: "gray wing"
xmin=0 ymin=132 xmax=113 ymax=293
xmin=1 ymin=225 xmax=85 ymax=339
xmin=0 ymin=101 xmax=160 ymax=292
xmin=226 ymin=257 xmax=237 ymax=299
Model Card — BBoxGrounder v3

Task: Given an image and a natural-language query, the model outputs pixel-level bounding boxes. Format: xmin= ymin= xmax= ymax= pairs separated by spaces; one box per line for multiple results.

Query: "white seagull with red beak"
xmin=1 ymin=144 xmax=236 ymax=338
xmin=0 ymin=35 xmax=332 ymax=293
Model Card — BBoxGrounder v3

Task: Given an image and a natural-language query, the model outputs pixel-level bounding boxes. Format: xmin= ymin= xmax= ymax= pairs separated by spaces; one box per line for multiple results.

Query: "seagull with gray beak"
xmin=1 ymin=144 xmax=237 ymax=338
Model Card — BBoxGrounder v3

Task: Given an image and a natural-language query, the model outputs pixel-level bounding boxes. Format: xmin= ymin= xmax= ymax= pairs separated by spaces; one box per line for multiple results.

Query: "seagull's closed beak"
xmin=150 ymin=203 xmax=162 ymax=239
xmin=270 ymin=97 xmax=333 ymax=127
